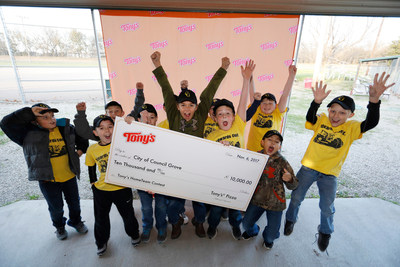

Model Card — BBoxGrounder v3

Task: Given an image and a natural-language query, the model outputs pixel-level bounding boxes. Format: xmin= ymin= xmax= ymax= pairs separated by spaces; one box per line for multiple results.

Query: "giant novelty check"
xmin=105 ymin=118 xmax=268 ymax=211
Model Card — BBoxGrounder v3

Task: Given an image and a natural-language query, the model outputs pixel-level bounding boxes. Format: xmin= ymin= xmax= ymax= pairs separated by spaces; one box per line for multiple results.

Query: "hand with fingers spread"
xmin=312 ymin=81 xmax=331 ymax=104
xmin=282 ymin=168 xmax=293 ymax=182
xmin=369 ymin=72 xmax=395 ymax=103
xmin=240 ymin=60 xmax=256 ymax=80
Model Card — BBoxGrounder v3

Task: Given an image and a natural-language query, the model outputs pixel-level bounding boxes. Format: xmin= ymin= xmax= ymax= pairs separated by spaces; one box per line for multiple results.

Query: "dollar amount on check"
xmin=105 ymin=118 xmax=269 ymax=211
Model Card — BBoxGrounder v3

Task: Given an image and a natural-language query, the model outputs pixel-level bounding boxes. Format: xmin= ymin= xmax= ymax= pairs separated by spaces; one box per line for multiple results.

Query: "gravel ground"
xmin=1 ymin=84 xmax=399 ymax=206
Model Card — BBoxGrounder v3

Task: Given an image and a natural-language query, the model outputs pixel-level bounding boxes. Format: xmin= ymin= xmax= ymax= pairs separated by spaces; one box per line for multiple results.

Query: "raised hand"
xmin=136 ymin=82 xmax=144 ymax=90
xmin=311 ymin=81 xmax=331 ymax=104
xmin=221 ymin=57 xmax=230 ymax=70
xmin=124 ymin=116 xmax=135 ymax=124
xmin=31 ymin=106 xmax=47 ymax=117
xmin=76 ymin=102 xmax=86 ymax=112
xmin=151 ymin=51 xmax=161 ymax=68
xmin=240 ymin=59 xmax=256 ymax=80
xmin=369 ymin=72 xmax=395 ymax=103
xmin=254 ymin=92 xmax=262 ymax=101
xmin=288 ymin=65 xmax=297 ymax=77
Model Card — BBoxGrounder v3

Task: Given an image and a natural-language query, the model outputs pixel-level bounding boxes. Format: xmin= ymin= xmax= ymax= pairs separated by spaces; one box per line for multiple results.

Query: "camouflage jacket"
xmin=250 ymin=151 xmax=298 ymax=211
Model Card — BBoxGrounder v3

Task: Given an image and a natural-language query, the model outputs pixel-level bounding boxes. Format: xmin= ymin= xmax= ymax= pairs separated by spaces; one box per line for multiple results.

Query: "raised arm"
xmin=238 ymin=60 xmax=256 ymax=121
xmin=277 ymin=65 xmax=297 ymax=112
xmin=249 ymin=75 xmax=255 ymax=105
xmin=360 ymin=72 xmax=395 ymax=133
xmin=127 ymin=82 xmax=145 ymax=121
xmin=306 ymin=81 xmax=330 ymax=124
xmin=74 ymin=102 xmax=97 ymax=141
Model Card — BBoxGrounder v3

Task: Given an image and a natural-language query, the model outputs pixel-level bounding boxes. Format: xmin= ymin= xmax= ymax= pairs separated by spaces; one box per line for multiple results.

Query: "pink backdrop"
xmin=99 ymin=10 xmax=299 ymax=123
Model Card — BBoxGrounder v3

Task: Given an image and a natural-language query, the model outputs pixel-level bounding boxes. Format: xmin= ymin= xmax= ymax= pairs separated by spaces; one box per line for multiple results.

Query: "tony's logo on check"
xmin=123 ymin=132 xmax=155 ymax=144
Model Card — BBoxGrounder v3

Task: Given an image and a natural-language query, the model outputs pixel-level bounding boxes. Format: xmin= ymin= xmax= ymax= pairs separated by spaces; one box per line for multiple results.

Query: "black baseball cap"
xmin=327 ymin=95 xmax=355 ymax=113
xmin=93 ymin=115 xmax=114 ymax=128
xmin=105 ymin=101 xmax=123 ymax=110
xmin=32 ymin=103 xmax=59 ymax=114
xmin=263 ymin=130 xmax=283 ymax=142
xmin=177 ymin=89 xmax=197 ymax=104
xmin=138 ymin=103 xmax=158 ymax=117
xmin=213 ymin=98 xmax=235 ymax=115
xmin=261 ymin=93 xmax=277 ymax=103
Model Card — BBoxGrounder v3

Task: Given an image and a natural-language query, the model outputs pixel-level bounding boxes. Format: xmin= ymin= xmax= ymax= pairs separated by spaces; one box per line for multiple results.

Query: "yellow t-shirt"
xmin=206 ymin=115 xmax=246 ymax=148
xmin=157 ymin=119 xmax=169 ymax=129
xmin=85 ymin=143 xmax=125 ymax=191
xmin=247 ymin=106 xmax=286 ymax=152
xmin=49 ymin=127 xmax=75 ymax=182
xmin=301 ymin=113 xmax=362 ymax=177
xmin=203 ymin=116 xmax=218 ymax=138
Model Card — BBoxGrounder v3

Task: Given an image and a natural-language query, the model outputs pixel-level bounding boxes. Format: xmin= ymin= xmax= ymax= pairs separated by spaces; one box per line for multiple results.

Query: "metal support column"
xmin=91 ymin=9 xmax=107 ymax=106
xmin=0 ymin=7 xmax=26 ymax=104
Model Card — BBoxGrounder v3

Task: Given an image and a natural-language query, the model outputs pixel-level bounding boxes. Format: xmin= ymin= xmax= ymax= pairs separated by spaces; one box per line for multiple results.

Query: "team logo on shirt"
xmin=49 ymin=144 xmax=67 ymax=158
xmin=254 ymin=113 xmax=273 ymax=128
xmin=99 ymin=159 xmax=108 ymax=173
xmin=313 ymin=130 xmax=343 ymax=149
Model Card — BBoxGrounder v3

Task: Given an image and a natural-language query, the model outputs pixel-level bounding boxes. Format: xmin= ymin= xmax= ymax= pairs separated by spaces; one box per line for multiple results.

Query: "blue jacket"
xmin=0 ymin=107 xmax=88 ymax=181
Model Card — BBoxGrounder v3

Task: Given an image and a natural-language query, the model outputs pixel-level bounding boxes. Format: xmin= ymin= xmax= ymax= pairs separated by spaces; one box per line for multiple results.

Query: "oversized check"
xmin=105 ymin=118 xmax=268 ymax=211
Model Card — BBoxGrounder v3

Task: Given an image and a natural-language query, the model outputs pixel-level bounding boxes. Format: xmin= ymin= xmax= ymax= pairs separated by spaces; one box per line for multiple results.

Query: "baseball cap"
xmin=138 ymin=103 xmax=158 ymax=117
xmin=93 ymin=115 xmax=114 ymax=128
xmin=177 ymin=89 xmax=197 ymax=104
xmin=211 ymin=98 xmax=220 ymax=108
xmin=327 ymin=95 xmax=355 ymax=113
xmin=32 ymin=103 xmax=59 ymax=114
xmin=263 ymin=130 xmax=283 ymax=142
xmin=213 ymin=98 xmax=235 ymax=115
xmin=105 ymin=101 xmax=123 ymax=110
xmin=261 ymin=93 xmax=277 ymax=103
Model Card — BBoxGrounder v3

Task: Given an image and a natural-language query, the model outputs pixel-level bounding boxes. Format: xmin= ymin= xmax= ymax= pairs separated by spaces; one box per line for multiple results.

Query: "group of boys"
xmin=0 ymin=50 xmax=394 ymax=256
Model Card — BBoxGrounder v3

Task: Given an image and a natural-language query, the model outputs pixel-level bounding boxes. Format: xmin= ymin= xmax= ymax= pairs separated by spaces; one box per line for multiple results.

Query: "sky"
xmin=1 ymin=6 xmax=399 ymax=51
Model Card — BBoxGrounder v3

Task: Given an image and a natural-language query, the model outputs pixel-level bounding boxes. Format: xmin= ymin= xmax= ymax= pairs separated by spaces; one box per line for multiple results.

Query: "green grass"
xmin=0 ymin=130 xmax=9 ymax=145
xmin=25 ymin=193 xmax=40 ymax=200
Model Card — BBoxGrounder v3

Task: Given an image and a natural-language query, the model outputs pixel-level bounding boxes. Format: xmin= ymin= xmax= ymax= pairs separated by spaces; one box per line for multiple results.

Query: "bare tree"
xmin=36 ymin=28 xmax=66 ymax=56
xmin=68 ymin=29 xmax=88 ymax=57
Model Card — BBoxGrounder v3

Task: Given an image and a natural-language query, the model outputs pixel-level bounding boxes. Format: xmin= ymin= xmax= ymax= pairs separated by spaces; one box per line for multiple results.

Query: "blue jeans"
xmin=242 ymin=203 xmax=282 ymax=244
xmin=39 ymin=177 xmax=82 ymax=228
xmin=192 ymin=201 xmax=206 ymax=223
xmin=285 ymin=165 xmax=337 ymax=234
xmin=137 ymin=190 xmax=167 ymax=231
xmin=207 ymin=206 xmax=242 ymax=229
xmin=166 ymin=196 xmax=185 ymax=225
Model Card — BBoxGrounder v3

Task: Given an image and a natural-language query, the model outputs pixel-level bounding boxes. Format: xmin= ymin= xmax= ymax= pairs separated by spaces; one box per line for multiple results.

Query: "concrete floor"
xmin=0 ymin=198 xmax=399 ymax=267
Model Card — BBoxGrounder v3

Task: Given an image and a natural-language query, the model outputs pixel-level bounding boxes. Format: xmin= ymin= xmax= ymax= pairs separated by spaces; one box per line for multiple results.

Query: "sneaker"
xmin=157 ymin=229 xmax=167 ymax=243
xmin=231 ymin=226 xmax=241 ymax=240
xmin=131 ymin=236 xmax=141 ymax=247
xmin=207 ymin=226 xmax=217 ymax=239
xmin=67 ymin=221 xmax=88 ymax=234
xmin=97 ymin=243 xmax=107 ymax=256
xmin=171 ymin=222 xmax=182 ymax=239
xmin=180 ymin=213 xmax=189 ymax=225
xmin=242 ymin=225 xmax=259 ymax=240
xmin=140 ymin=228 xmax=152 ymax=243
xmin=284 ymin=220 xmax=295 ymax=236
xmin=263 ymin=241 xmax=274 ymax=250
xmin=317 ymin=231 xmax=331 ymax=252
xmin=55 ymin=226 xmax=68 ymax=240
xmin=221 ymin=209 xmax=229 ymax=221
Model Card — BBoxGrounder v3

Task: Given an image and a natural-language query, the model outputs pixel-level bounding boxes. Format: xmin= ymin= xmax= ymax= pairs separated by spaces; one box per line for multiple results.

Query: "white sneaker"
xmin=180 ymin=213 xmax=189 ymax=225
xmin=97 ymin=243 xmax=107 ymax=256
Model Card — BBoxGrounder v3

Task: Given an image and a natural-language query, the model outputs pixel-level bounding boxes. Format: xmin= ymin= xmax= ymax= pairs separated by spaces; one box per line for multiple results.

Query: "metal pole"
xmin=0 ymin=7 xmax=26 ymax=104
xmin=281 ymin=15 xmax=305 ymax=143
xmin=91 ymin=9 xmax=107 ymax=106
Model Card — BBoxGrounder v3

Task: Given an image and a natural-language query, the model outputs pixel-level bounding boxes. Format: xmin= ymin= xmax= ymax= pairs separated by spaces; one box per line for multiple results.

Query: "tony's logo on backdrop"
xmin=232 ymin=58 xmax=251 ymax=67
xmin=178 ymin=58 xmax=196 ymax=66
xmin=289 ymin=25 xmax=298 ymax=34
xmin=121 ymin=23 xmax=139 ymax=32
xmin=206 ymin=41 xmax=224 ymax=50
xmin=124 ymin=57 xmax=141 ymax=65
xmin=149 ymin=11 xmax=165 ymax=16
xmin=258 ymin=73 xmax=274 ymax=82
xmin=123 ymin=133 xmax=156 ymax=144
xmin=207 ymin=13 xmax=221 ymax=17
xmin=150 ymin=40 xmax=168 ymax=49
xmin=178 ymin=24 xmax=196 ymax=33
xmin=233 ymin=25 xmax=253 ymax=34
xmin=260 ymin=41 xmax=278 ymax=50
xmin=104 ymin=39 xmax=113 ymax=48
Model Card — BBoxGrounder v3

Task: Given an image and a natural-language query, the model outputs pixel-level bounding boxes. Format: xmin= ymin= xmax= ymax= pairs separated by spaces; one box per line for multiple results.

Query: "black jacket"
xmin=0 ymin=107 xmax=88 ymax=181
